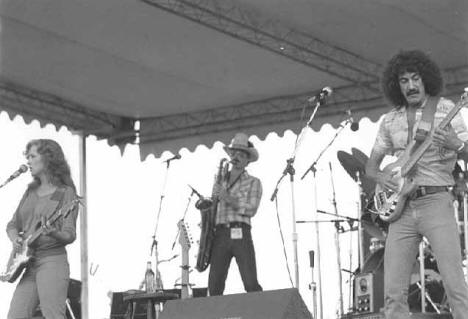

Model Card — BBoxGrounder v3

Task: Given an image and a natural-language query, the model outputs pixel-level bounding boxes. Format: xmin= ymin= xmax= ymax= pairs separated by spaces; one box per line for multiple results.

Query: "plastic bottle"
xmin=144 ymin=261 xmax=155 ymax=292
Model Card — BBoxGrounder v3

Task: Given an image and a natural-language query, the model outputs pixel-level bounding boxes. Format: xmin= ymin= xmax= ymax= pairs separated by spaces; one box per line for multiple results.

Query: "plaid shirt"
xmin=372 ymin=97 xmax=468 ymax=186
xmin=215 ymin=171 xmax=262 ymax=225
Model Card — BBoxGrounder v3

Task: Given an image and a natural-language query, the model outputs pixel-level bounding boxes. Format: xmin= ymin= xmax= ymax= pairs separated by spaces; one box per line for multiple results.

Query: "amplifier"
xmin=354 ymin=272 xmax=384 ymax=314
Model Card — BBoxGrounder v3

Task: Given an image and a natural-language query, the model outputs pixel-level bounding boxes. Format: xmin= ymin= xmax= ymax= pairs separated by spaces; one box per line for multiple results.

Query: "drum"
xmin=354 ymin=247 xmax=447 ymax=313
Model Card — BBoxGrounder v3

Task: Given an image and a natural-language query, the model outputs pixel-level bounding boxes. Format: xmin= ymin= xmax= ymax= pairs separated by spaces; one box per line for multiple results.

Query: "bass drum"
xmin=355 ymin=247 xmax=447 ymax=313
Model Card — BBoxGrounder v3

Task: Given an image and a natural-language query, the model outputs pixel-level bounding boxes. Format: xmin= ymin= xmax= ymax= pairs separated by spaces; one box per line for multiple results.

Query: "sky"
xmin=0 ymin=110 xmax=426 ymax=318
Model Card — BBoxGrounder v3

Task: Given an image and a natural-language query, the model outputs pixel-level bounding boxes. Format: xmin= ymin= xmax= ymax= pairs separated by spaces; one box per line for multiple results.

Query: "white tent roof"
xmin=1 ymin=0 xmax=467 ymax=158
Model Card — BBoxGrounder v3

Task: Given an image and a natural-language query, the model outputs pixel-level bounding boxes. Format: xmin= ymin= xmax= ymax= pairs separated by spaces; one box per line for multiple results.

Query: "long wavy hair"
xmin=381 ymin=50 xmax=443 ymax=108
xmin=25 ymin=139 xmax=76 ymax=191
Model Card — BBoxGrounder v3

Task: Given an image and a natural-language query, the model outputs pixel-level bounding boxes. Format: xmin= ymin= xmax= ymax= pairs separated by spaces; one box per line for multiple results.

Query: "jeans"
xmin=8 ymin=254 xmax=70 ymax=319
xmin=208 ymin=224 xmax=262 ymax=296
xmin=384 ymin=191 xmax=468 ymax=319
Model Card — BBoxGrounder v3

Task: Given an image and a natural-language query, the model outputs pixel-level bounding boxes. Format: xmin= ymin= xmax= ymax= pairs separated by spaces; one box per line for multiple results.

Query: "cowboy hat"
xmin=223 ymin=133 xmax=259 ymax=162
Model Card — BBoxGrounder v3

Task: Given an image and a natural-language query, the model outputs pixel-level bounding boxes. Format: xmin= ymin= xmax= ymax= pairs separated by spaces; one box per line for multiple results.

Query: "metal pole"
xmin=328 ymin=163 xmax=344 ymax=316
xmin=464 ymin=191 xmax=468 ymax=282
xmin=419 ymin=240 xmax=426 ymax=313
xmin=311 ymin=169 xmax=323 ymax=319
xmin=78 ymin=133 xmax=89 ymax=319
xmin=290 ymin=173 xmax=300 ymax=288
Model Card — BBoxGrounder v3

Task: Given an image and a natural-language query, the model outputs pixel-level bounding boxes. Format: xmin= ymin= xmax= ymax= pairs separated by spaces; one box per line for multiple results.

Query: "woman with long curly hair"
xmin=5 ymin=139 xmax=79 ymax=319
xmin=366 ymin=50 xmax=468 ymax=318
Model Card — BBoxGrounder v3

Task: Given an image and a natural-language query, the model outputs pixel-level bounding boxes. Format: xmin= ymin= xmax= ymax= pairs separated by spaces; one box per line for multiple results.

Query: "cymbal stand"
xmin=464 ymin=189 xmax=468 ymax=282
xmin=419 ymin=240 xmax=426 ymax=313
xmin=355 ymin=172 xmax=365 ymax=269
xmin=328 ymin=162 xmax=344 ymax=317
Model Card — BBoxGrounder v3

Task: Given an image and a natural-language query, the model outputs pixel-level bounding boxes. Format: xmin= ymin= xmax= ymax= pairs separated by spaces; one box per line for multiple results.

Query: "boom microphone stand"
xmin=300 ymin=108 xmax=353 ymax=319
xmin=270 ymin=87 xmax=332 ymax=290
xmin=150 ymin=155 xmax=180 ymax=292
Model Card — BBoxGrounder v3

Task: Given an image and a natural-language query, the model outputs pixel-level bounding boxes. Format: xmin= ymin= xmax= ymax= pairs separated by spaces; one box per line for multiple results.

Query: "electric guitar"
xmin=0 ymin=198 xmax=82 ymax=283
xmin=177 ymin=219 xmax=192 ymax=299
xmin=374 ymin=91 xmax=468 ymax=223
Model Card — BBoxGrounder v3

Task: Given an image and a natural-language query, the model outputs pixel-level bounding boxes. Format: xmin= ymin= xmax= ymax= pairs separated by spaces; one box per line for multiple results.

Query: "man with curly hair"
xmin=366 ymin=50 xmax=468 ymax=318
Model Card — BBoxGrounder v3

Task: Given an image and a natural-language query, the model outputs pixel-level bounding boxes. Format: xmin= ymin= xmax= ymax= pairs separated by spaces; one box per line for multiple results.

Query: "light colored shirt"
xmin=215 ymin=171 xmax=262 ymax=225
xmin=372 ymin=97 xmax=468 ymax=186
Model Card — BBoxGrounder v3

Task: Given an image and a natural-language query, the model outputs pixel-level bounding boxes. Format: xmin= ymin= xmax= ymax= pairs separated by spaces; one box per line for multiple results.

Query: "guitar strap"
xmin=406 ymin=96 xmax=438 ymax=146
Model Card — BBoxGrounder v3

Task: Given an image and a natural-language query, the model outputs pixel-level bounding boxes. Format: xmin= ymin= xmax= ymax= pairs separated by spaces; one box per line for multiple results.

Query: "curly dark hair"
xmin=25 ymin=139 xmax=76 ymax=191
xmin=381 ymin=50 xmax=443 ymax=107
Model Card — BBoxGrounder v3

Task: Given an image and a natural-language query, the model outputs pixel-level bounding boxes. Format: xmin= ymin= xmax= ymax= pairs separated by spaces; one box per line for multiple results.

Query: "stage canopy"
xmin=1 ymin=0 xmax=467 ymax=159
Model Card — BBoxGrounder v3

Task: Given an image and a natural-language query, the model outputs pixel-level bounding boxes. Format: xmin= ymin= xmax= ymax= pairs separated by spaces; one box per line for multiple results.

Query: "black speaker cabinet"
xmin=159 ymin=288 xmax=312 ymax=319
xmin=110 ymin=291 xmax=146 ymax=319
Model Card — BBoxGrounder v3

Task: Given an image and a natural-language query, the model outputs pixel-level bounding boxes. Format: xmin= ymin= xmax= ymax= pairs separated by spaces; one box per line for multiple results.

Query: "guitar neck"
xmin=28 ymin=211 xmax=63 ymax=245
xmin=401 ymin=98 xmax=465 ymax=176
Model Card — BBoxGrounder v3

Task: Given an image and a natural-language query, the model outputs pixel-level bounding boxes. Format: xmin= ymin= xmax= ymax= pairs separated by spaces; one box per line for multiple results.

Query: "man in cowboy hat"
xmin=208 ymin=132 xmax=263 ymax=296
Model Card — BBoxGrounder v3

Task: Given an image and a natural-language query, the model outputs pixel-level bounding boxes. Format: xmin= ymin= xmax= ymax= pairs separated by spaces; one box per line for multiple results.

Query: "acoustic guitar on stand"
xmin=374 ymin=91 xmax=468 ymax=223
xmin=0 ymin=198 xmax=82 ymax=283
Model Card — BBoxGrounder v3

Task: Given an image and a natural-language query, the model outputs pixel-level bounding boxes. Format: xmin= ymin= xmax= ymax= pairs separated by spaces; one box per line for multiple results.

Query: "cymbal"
xmin=351 ymin=148 xmax=369 ymax=166
xmin=337 ymin=151 xmax=365 ymax=180
xmin=337 ymin=150 xmax=376 ymax=195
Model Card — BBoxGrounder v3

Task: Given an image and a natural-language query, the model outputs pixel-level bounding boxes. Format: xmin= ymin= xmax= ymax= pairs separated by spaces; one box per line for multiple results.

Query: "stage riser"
xmin=160 ymin=288 xmax=312 ymax=319
xmin=341 ymin=313 xmax=452 ymax=319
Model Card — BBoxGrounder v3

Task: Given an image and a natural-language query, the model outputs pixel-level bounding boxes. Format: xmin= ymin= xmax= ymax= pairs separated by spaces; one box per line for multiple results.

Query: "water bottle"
xmin=144 ymin=261 xmax=155 ymax=292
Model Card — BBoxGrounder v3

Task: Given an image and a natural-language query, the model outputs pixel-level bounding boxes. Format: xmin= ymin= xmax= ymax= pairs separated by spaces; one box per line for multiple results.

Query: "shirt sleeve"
xmin=372 ymin=114 xmax=393 ymax=155
xmin=237 ymin=178 xmax=262 ymax=217
xmin=60 ymin=186 xmax=79 ymax=241
xmin=449 ymin=102 xmax=468 ymax=142
xmin=6 ymin=189 xmax=29 ymax=241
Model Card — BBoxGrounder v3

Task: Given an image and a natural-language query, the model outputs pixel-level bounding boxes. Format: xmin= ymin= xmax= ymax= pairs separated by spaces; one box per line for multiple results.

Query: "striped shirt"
xmin=372 ymin=97 xmax=468 ymax=186
xmin=215 ymin=171 xmax=262 ymax=225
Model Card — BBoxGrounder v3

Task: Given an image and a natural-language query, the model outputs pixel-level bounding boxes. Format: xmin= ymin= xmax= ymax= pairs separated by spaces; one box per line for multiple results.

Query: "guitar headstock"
xmin=177 ymin=219 xmax=192 ymax=250
xmin=461 ymin=88 xmax=468 ymax=105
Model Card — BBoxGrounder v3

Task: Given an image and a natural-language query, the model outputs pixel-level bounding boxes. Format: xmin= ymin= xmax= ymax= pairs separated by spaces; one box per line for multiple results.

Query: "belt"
xmin=411 ymin=185 xmax=449 ymax=200
xmin=215 ymin=222 xmax=250 ymax=229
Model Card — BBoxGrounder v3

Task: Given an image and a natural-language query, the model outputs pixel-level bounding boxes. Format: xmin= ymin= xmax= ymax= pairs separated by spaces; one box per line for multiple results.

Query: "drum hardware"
xmin=329 ymin=162 xmax=345 ymax=317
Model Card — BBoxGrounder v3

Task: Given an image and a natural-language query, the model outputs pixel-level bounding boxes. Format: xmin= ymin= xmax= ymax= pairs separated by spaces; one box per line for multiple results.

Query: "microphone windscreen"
xmin=351 ymin=121 xmax=359 ymax=131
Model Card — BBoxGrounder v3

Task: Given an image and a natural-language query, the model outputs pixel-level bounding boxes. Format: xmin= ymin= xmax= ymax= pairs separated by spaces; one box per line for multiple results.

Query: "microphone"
xmin=308 ymin=86 xmax=333 ymax=103
xmin=0 ymin=164 xmax=28 ymax=188
xmin=188 ymin=185 xmax=204 ymax=199
xmin=346 ymin=109 xmax=359 ymax=131
xmin=163 ymin=153 xmax=181 ymax=163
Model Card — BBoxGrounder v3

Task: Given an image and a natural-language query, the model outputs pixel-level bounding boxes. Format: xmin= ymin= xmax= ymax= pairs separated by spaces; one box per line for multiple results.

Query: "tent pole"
xmin=78 ymin=133 xmax=89 ymax=319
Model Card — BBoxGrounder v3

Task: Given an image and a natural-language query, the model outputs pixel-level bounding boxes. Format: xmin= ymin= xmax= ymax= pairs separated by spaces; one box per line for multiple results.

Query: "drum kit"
xmin=336 ymin=148 xmax=467 ymax=314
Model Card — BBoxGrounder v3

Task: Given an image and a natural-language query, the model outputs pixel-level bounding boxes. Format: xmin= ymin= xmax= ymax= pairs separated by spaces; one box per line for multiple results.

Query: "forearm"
xmin=7 ymin=228 xmax=20 ymax=242
xmin=48 ymin=230 xmax=76 ymax=245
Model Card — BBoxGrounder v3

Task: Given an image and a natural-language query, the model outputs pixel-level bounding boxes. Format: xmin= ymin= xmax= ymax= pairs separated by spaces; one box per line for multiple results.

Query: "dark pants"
xmin=208 ymin=223 xmax=262 ymax=296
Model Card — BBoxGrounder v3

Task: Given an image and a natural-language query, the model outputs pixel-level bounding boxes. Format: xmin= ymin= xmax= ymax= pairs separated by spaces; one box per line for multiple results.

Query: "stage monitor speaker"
xmin=110 ymin=291 xmax=146 ymax=319
xmin=159 ymin=288 xmax=312 ymax=319
xmin=341 ymin=312 xmax=452 ymax=319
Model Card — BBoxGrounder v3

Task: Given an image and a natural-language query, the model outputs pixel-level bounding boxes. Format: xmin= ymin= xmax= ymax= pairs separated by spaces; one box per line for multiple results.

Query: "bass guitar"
xmin=0 ymin=198 xmax=82 ymax=283
xmin=374 ymin=91 xmax=468 ymax=223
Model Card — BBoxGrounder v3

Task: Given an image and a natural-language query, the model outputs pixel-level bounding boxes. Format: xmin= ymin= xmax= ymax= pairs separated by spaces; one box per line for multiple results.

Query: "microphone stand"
xmin=300 ymin=116 xmax=352 ymax=319
xmin=150 ymin=158 xmax=176 ymax=292
xmin=328 ymin=162 xmax=344 ymax=317
xmin=270 ymin=93 xmax=331 ymax=290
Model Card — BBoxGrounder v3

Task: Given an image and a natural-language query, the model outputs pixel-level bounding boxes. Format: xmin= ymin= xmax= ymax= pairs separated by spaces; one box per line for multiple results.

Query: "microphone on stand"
xmin=163 ymin=153 xmax=181 ymax=163
xmin=308 ymin=86 xmax=333 ymax=103
xmin=188 ymin=185 xmax=212 ymax=210
xmin=346 ymin=109 xmax=359 ymax=131
xmin=0 ymin=164 xmax=28 ymax=188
